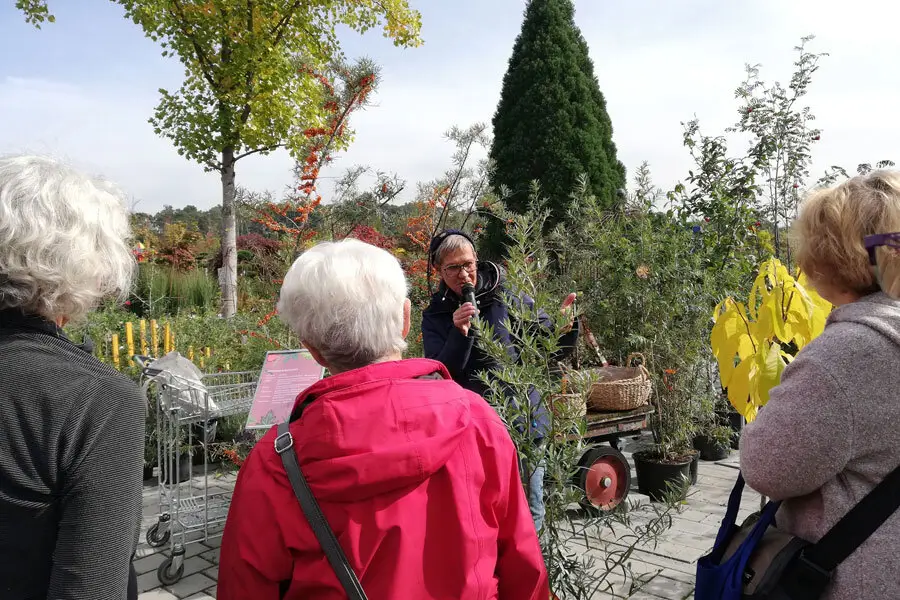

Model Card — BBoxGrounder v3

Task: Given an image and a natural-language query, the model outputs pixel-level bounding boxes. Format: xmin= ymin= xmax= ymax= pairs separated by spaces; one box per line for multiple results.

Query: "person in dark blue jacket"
xmin=421 ymin=229 xmax=578 ymax=531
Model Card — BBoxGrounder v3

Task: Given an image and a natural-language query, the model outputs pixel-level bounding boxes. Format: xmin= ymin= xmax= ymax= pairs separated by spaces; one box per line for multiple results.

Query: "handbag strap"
xmin=275 ymin=421 xmax=368 ymax=600
xmin=713 ymin=472 xmax=748 ymax=549
xmin=804 ymin=461 xmax=900 ymax=571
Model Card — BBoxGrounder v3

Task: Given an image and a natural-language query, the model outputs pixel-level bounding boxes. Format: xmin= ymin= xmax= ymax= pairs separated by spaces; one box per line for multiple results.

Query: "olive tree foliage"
xmin=18 ymin=0 xmax=422 ymax=317
xmin=477 ymin=190 xmax=682 ymax=599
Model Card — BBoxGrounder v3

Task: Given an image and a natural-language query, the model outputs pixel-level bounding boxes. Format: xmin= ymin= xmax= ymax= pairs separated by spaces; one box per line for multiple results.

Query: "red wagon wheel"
xmin=578 ymin=446 xmax=632 ymax=511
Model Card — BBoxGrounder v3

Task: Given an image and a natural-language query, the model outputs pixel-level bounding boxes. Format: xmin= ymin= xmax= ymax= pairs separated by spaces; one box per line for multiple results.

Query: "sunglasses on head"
xmin=864 ymin=232 xmax=900 ymax=266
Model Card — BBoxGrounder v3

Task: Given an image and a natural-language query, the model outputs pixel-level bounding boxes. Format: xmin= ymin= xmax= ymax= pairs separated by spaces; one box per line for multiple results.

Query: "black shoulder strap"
xmin=275 ymin=421 xmax=368 ymax=599
xmin=805 ymin=461 xmax=900 ymax=571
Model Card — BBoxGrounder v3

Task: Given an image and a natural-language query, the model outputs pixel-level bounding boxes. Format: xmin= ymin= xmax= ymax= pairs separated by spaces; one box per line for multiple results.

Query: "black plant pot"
xmin=694 ymin=435 xmax=732 ymax=461
xmin=634 ymin=450 xmax=694 ymax=502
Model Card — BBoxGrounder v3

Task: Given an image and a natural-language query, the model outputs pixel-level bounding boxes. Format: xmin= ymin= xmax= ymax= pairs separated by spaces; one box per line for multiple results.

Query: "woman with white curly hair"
xmin=219 ymin=238 xmax=548 ymax=600
xmin=0 ymin=156 xmax=145 ymax=600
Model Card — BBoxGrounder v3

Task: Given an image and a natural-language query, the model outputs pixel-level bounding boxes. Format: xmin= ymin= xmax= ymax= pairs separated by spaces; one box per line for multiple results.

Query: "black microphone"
xmin=462 ymin=283 xmax=477 ymax=309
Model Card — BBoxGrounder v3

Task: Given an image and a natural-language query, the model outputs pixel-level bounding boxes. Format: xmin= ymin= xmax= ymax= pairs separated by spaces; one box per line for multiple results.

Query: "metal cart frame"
xmin=136 ymin=356 xmax=257 ymax=586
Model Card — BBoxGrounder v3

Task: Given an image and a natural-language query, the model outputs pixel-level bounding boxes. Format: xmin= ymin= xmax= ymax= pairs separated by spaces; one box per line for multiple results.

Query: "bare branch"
xmin=233 ymin=144 xmax=286 ymax=162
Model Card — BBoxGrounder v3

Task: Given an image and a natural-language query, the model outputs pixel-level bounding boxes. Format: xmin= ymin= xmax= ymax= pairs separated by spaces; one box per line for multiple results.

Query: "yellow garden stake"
xmin=188 ymin=345 xmax=195 ymax=363
xmin=125 ymin=322 xmax=135 ymax=366
xmin=205 ymin=347 xmax=211 ymax=358
xmin=111 ymin=334 xmax=120 ymax=370
xmin=150 ymin=319 xmax=159 ymax=357
xmin=164 ymin=323 xmax=171 ymax=354
xmin=199 ymin=354 xmax=205 ymax=369
xmin=139 ymin=319 xmax=148 ymax=356
xmin=710 ymin=258 xmax=833 ymax=422
xmin=170 ymin=328 xmax=176 ymax=354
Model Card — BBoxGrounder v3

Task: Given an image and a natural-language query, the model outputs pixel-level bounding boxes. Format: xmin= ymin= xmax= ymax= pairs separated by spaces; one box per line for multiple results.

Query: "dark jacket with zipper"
xmin=0 ymin=309 xmax=145 ymax=600
xmin=421 ymin=262 xmax=579 ymax=439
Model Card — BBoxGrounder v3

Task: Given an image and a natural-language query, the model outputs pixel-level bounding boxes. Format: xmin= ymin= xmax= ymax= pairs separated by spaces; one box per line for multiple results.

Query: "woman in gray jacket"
xmin=0 ymin=156 xmax=145 ymax=600
xmin=741 ymin=170 xmax=900 ymax=600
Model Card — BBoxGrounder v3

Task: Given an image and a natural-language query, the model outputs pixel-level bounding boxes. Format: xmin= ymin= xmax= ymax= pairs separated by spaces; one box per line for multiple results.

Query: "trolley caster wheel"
xmin=157 ymin=555 xmax=185 ymax=586
xmin=146 ymin=522 xmax=170 ymax=548
xmin=577 ymin=446 xmax=632 ymax=512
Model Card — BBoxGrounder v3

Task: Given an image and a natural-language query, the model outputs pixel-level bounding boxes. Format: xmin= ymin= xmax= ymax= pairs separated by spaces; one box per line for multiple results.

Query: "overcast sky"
xmin=0 ymin=0 xmax=897 ymax=213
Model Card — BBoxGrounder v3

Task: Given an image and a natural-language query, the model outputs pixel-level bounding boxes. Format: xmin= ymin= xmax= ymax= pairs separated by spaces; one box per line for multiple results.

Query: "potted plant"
xmin=553 ymin=175 xmax=716 ymax=502
xmin=693 ymin=390 xmax=733 ymax=461
xmin=694 ymin=424 xmax=734 ymax=461
xmin=633 ymin=363 xmax=700 ymax=502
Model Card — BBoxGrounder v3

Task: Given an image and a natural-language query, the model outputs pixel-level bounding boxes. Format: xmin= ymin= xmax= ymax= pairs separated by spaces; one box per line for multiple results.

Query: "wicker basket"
xmin=549 ymin=392 xmax=588 ymax=423
xmin=586 ymin=353 xmax=652 ymax=412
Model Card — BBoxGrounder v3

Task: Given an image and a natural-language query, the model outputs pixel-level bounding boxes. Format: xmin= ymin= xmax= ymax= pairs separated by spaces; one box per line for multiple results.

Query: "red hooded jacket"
xmin=218 ymin=358 xmax=549 ymax=599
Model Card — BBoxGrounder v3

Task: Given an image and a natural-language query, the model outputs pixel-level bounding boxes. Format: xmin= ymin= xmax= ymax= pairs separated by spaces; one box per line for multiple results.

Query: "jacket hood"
xmin=287 ymin=358 xmax=473 ymax=502
xmin=828 ymin=292 xmax=900 ymax=347
xmin=428 ymin=261 xmax=504 ymax=314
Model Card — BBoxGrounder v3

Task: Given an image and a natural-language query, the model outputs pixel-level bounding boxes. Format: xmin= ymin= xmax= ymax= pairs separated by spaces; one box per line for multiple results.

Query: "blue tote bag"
xmin=694 ymin=473 xmax=797 ymax=600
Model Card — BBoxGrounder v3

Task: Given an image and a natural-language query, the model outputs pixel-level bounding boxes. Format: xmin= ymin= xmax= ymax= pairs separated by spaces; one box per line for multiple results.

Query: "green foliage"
xmin=728 ymin=36 xmax=826 ymax=244
xmin=16 ymin=0 xmax=54 ymax=27
xmin=485 ymin=0 xmax=626 ymax=259
xmin=668 ymin=125 xmax=768 ymax=299
xmin=132 ymin=263 xmax=219 ymax=317
xmin=551 ymin=174 xmax=716 ymax=458
xmin=104 ymin=0 xmax=421 ymax=170
xmin=20 ymin=0 xmax=423 ymax=318
xmin=674 ymin=36 xmax=826 ymax=271
xmin=817 ymin=159 xmax=896 ymax=187
xmin=475 ymin=196 xmax=679 ymax=598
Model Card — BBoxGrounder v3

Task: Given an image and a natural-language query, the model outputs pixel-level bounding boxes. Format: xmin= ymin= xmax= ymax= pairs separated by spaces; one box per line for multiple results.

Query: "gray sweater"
xmin=0 ymin=310 xmax=145 ymax=600
xmin=741 ymin=292 xmax=900 ymax=600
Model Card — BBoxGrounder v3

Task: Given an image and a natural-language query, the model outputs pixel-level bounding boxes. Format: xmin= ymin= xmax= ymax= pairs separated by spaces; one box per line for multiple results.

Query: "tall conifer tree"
xmin=484 ymin=0 xmax=625 ymax=257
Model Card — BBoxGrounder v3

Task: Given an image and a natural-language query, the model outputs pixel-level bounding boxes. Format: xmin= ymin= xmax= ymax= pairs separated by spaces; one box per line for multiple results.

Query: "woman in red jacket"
xmin=218 ymin=238 xmax=549 ymax=600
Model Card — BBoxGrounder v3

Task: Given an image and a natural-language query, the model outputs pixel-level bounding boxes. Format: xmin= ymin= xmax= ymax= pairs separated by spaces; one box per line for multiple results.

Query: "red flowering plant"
xmin=252 ymin=59 xmax=379 ymax=257
xmin=228 ymin=60 xmax=380 ymax=365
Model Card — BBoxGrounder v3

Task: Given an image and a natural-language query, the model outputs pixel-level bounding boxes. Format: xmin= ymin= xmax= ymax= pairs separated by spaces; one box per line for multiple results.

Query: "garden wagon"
xmin=570 ymin=405 xmax=654 ymax=512
xmin=560 ymin=349 xmax=656 ymax=512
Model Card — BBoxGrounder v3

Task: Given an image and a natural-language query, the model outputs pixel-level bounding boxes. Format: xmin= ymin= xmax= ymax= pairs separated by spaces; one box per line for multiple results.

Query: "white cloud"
xmin=1 ymin=0 xmax=899 ymax=213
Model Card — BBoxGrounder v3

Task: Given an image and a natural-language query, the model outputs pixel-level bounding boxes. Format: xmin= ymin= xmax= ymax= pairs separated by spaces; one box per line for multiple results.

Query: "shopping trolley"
xmin=136 ymin=354 xmax=257 ymax=586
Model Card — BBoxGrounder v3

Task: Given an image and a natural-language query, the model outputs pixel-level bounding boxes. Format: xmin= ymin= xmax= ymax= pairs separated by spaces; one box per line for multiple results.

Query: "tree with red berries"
xmin=728 ymin=35 xmax=827 ymax=265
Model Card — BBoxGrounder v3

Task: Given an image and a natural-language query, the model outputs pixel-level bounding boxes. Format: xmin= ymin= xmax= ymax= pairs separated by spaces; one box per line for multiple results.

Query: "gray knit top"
xmin=741 ymin=292 xmax=900 ymax=600
xmin=0 ymin=310 xmax=146 ymax=600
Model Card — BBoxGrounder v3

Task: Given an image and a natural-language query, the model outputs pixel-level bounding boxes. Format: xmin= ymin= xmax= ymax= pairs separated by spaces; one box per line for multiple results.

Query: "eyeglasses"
xmin=441 ymin=261 xmax=477 ymax=276
xmin=864 ymin=233 xmax=900 ymax=265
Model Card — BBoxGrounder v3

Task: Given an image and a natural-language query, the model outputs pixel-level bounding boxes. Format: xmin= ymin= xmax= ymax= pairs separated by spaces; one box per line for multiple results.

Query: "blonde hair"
xmin=794 ymin=170 xmax=900 ymax=296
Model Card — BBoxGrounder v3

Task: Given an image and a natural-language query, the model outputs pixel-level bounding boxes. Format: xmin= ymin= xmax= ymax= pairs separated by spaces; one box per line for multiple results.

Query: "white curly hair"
xmin=0 ymin=155 xmax=135 ymax=322
xmin=277 ymin=238 xmax=409 ymax=372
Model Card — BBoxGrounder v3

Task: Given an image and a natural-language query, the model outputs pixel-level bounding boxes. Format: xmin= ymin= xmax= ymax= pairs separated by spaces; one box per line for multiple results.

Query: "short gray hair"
xmin=435 ymin=234 xmax=476 ymax=266
xmin=276 ymin=238 xmax=409 ymax=372
xmin=0 ymin=155 xmax=134 ymax=322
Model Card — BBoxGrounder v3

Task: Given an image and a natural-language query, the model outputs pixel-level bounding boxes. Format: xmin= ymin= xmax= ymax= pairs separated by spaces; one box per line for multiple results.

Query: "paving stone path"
xmin=137 ymin=442 xmax=755 ymax=599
